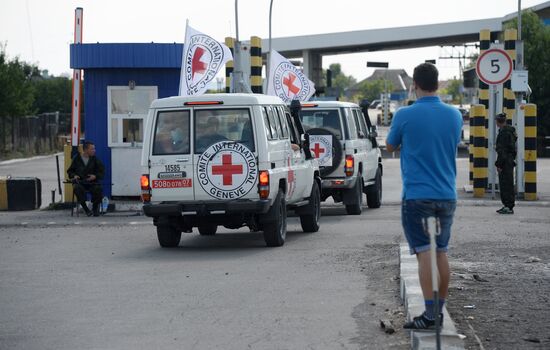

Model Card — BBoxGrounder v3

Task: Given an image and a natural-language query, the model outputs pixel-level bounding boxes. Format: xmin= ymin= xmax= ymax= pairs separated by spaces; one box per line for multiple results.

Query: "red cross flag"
xmin=179 ymin=24 xmax=233 ymax=96
xmin=267 ymin=50 xmax=315 ymax=103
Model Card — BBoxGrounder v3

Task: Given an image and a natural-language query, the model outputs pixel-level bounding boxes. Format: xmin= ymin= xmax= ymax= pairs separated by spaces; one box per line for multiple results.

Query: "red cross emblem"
xmin=311 ymin=143 xmax=325 ymax=158
xmin=211 ymin=154 xmax=243 ymax=186
xmin=283 ymin=73 xmax=300 ymax=97
xmin=192 ymin=47 xmax=208 ymax=79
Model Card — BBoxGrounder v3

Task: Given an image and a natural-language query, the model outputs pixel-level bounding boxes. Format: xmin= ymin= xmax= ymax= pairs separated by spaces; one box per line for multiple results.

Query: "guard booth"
xmin=70 ymin=43 xmax=183 ymax=197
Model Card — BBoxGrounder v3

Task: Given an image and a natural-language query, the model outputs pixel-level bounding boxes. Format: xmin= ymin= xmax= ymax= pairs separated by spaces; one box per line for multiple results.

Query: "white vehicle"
xmin=298 ymin=101 xmax=382 ymax=214
xmin=140 ymin=94 xmax=321 ymax=247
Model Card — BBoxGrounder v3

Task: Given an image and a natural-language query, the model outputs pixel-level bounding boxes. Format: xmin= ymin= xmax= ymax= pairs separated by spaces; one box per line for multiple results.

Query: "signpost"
xmin=476 ymin=47 xmax=513 ymax=199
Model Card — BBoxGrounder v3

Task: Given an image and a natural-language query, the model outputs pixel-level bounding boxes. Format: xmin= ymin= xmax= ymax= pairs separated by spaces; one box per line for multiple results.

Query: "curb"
xmin=399 ymin=243 xmax=465 ymax=350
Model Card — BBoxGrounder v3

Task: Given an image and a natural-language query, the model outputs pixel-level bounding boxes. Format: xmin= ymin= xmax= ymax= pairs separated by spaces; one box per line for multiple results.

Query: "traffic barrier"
xmin=250 ymin=36 xmax=263 ymax=93
xmin=471 ymin=105 xmax=487 ymax=198
xmin=225 ymin=37 xmax=235 ymax=93
xmin=503 ymin=29 xmax=517 ymax=125
xmin=524 ymin=104 xmax=537 ymax=200
xmin=0 ymin=177 xmax=41 ymax=211
xmin=469 ymin=114 xmax=473 ymax=185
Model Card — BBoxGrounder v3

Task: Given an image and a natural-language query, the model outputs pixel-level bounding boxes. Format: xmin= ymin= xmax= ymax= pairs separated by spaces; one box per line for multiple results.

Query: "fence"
xmin=0 ymin=112 xmax=74 ymax=159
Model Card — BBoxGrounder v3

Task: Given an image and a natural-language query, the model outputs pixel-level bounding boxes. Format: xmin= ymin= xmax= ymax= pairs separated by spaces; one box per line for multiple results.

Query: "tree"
xmin=327 ymin=63 xmax=357 ymax=98
xmin=506 ymin=11 xmax=550 ymax=138
xmin=351 ymin=79 xmax=393 ymax=103
xmin=441 ymin=78 xmax=463 ymax=104
xmin=32 ymin=74 xmax=72 ymax=114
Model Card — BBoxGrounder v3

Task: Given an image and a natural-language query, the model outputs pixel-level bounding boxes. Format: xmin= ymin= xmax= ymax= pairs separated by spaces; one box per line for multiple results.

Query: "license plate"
xmin=152 ymin=178 xmax=192 ymax=188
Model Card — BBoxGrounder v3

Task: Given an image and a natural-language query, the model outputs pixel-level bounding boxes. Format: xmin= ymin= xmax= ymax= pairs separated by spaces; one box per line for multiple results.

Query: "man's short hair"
xmin=496 ymin=113 xmax=507 ymax=123
xmin=83 ymin=141 xmax=95 ymax=150
xmin=413 ymin=63 xmax=439 ymax=92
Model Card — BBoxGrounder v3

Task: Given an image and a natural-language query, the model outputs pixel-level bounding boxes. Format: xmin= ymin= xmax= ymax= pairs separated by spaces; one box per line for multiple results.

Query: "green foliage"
xmin=0 ymin=45 xmax=39 ymax=118
xmin=328 ymin=63 xmax=357 ymax=98
xmin=351 ymin=79 xmax=393 ymax=103
xmin=32 ymin=76 xmax=73 ymax=114
xmin=441 ymin=79 xmax=463 ymax=104
xmin=506 ymin=11 xmax=550 ymax=137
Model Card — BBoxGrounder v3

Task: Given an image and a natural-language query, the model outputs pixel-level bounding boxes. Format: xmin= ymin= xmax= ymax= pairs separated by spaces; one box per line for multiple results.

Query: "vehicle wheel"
xmin=198 ymin=223 xmax=217 ymax=236
xmin=300 ymin=181 xmax=321 ymax=232
xmin=306 ymin=128 xmax=343 ymax=177
xmin=263 ymin=189 xmax=287 ymax=247
xmin=345 ymin=177 xmax=363 ymax=215
xmin=366 ymin=168 xmax=382 ymax=209
xmin=157 ymin=224 xmax=181 ymax=248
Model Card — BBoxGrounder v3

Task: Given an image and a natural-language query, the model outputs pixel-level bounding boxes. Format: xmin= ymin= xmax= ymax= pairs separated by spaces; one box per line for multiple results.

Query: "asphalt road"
xmin=0 ymin=205 xmax=411 ymax=350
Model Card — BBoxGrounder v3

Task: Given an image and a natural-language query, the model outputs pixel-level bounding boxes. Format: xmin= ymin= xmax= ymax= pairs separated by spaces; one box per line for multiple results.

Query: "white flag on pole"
xmin=267 ymin=50 xmax=315 ymax=103
xmin=179 ymin=24 xmax=233 ymax=96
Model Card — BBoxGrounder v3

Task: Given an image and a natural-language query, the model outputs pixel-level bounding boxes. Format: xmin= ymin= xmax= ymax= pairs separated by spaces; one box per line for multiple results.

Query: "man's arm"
xmin=67 ymin=157 xmax=79 ymax=179
xmin=386 ymin=142 xmax=400 ymax=153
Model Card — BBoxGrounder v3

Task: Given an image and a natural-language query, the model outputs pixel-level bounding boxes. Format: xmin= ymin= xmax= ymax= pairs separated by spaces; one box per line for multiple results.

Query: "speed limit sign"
xmin=476 ymin=48 xmax=513 ymax=85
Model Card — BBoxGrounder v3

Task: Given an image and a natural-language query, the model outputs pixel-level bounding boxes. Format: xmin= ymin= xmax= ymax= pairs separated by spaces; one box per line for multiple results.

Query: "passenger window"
xmin=286 ymin=113 xmax=300 ymax=145
xmin=194 ymin=108 xmax=255 ymax=153
xmin=262 ymin=107 xmax=273 ymax=140
xmin=153 ymin=110 xmax=190 ymax=155
xmin=266 ymin=107 xmax=280 ymax=139
xmin=276 ymin=107 xmax=290 ymax=139
xmin=356 ymin=109 xmax=369 ymax=137
xmin=352 ymin=109 xmax=365 ymax=138
xmin=345 ymin=108 xmax=358 ymax=139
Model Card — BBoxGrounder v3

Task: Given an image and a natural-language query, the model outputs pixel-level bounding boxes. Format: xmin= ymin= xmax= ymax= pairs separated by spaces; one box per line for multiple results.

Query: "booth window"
xmin=108 ymin=86 xmax=157 ymax=147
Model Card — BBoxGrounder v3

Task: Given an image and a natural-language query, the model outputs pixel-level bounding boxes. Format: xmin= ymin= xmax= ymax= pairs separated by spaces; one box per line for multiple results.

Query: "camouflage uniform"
xmin=495 ymin=125 xmax=517 ymax=209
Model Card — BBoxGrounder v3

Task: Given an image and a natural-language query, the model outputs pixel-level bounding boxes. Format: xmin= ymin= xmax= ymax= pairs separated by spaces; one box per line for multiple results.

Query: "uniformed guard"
xmin=495 ymin=113 xmax=517 ymax=214
xmin=67 ymin=140 xmax=105 ymax=216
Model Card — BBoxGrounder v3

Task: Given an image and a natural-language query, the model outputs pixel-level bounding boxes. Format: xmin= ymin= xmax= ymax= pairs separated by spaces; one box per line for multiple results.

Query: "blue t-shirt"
xmin=386 ymin=96 xmax=462 ymax=200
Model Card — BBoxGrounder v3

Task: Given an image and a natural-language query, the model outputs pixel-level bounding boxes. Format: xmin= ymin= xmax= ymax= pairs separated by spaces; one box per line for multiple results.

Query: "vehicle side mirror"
xmin=301 ymin=133 xmax=313 ymax=160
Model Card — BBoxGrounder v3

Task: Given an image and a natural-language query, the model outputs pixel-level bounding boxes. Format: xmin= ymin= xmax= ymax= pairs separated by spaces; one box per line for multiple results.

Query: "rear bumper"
xmin=143 ymin=199 xmax=272 ymax=217
xmin=321 ymin=176 xmax=358 ymax=189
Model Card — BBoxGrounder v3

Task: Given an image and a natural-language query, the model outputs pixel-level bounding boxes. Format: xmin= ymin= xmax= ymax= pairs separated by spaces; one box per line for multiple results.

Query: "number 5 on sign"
xmin=476 ymin=48 xmax=513 ymax=85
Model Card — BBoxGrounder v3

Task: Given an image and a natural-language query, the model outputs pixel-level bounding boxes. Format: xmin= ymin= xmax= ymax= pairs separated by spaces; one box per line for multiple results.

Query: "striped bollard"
xmin=524 ymin=104 xmax=537 ymax=200
xmin=225 ymin=37 xmax=235 ymax=93
xmin=250 ymin=36 xmax=263 ymax=93
xmin=503 ymin=29 xmax=517 ymax=126
xmin=478 ymin=29 xmax=491 ymax=190
xmin=471 ymin=105 xmax=487 ymax=198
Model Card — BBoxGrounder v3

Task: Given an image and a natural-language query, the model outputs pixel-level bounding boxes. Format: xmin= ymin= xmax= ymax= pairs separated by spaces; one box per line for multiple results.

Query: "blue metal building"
xmin=70 ymin=43 xmax=183 ymax=197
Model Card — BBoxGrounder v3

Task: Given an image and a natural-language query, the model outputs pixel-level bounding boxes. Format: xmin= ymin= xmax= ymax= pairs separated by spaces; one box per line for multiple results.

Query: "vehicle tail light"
xmin=345 ymin=155 xmax=354 ymax=177
xmin=258 ymin=170 xmax=270 ymax=199
xmin=141 ymin=174 xmax=151 ymax=202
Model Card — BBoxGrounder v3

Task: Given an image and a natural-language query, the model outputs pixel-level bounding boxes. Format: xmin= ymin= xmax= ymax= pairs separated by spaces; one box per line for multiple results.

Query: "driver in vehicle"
xmin=196 ymin=116 xmax=227 ymax=152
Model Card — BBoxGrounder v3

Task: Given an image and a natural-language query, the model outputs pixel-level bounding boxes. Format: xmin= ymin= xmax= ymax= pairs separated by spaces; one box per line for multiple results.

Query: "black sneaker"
xmin=496 ymin=207 xmax=506 ymax=214
xmin=498 ymin=207 xmax=514 ymax=214
xmin=403 ymin=312 xmax=443 ymax=331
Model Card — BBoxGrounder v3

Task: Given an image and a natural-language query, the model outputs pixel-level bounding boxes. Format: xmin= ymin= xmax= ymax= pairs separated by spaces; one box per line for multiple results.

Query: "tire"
xmin=263 ymin=189 xmax=287 ymax=247
xmin=157 ymin=224 xmax=181 ymax=248
xmin=306 ymin=128 xmax=343 ymax=177
xmin=300 ymin=181 xmax=321 ymax=232
xmin=198 ymin=223 xmax=217 ymax=236
xmin=345 ymin=177 xmax=363 ymax=215
xmin=366 ymin=168 xmax=382 ymax=209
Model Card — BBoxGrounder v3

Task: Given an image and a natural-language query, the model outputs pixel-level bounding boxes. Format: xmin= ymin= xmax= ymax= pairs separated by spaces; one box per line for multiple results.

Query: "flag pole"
xmin=178 ymin=19 xmax=189 ymax=96
xmin=266 ymin=0 xmax=274 ymax=93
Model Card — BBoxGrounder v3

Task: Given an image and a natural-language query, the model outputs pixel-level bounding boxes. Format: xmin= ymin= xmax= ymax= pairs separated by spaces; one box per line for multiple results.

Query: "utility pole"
xmin=231 ymin=0 xmax=252 ymax=93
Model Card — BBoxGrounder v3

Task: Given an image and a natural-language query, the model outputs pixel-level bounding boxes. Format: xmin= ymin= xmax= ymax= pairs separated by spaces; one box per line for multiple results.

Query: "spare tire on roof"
xmin=306 ymin=128 xmax=343 ymax=177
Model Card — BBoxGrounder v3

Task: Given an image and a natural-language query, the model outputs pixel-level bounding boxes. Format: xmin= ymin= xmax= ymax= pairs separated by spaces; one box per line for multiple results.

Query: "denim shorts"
xmin=401 ymin=199 xmax=457 ymax=255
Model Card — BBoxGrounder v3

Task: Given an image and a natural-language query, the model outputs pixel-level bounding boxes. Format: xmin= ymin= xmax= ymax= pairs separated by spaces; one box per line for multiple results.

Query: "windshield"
xmin=299 ymin=109 xmax=342 ymax=139
xmin=194 ymin=108 xmax=254 ymax=153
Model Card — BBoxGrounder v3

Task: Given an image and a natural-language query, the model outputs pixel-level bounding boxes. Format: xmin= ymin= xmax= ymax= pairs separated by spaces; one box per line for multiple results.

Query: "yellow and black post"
xmin=225 ymin=37 xmax=235 ymax=93
xmin=503 ymin=29 xmax=517 ymax=126
xmin=250 ymin=36 xmax=263 ymax=93
xmin=524 ymin=104 xmax=537 ymax=200
xmin=471 ymin=104 xmax=487 ymax=198
xmin=469 ymin=115 xmax=474 ymax=185
xmin=477 ymin=29 xmax=491 ymax=191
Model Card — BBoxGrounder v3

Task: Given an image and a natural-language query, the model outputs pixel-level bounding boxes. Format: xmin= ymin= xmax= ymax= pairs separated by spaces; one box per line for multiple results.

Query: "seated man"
xmin=67 ymin=141 xmax=105 ymax=216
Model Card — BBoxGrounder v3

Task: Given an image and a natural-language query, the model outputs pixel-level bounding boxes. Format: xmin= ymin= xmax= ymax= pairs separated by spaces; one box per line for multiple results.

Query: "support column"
xmin=477 ymin=29 xmax=491 ymax=191
xmin=302 ymin=50 xmax=323 ymax=92
xmin=225 ymin=37 xmax=235 ymax=93
xmin=472 ymin=105 xmax=488 ymax=198
xmin=523 ymin=104 xmax=537 ymax=200
xmin=250 ymin=36 xmax=263 ymax=93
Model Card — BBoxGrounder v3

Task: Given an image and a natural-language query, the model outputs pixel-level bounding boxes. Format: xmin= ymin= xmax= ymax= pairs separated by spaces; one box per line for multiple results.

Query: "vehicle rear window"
xmin=299 ymin=109 xmax=342 ymax=139
xmin=153 ymin=110 xmax=190 ymax=155
xmin=194 ymin=108 xmax=254 ymax=153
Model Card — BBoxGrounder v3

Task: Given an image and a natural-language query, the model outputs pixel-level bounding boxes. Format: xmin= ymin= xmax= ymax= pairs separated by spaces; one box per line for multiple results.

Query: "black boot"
xmin=81 ymin=202 xmax=92 ymax=216
xmin=92 ymin=203 xmax=100 ymax=217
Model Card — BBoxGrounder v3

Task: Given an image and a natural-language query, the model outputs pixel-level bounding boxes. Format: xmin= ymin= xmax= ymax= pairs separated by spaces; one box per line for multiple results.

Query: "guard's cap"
xmin=495 ymin=113 xmax=507 ymax=123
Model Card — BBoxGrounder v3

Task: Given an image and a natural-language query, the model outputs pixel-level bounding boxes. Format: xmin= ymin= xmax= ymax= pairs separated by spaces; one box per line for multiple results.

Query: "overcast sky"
xmin=0 ymin=0 xmax=545 ymax=81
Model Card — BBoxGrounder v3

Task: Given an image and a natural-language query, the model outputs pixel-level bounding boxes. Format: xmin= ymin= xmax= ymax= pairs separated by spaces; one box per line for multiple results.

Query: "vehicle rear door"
xmin=148 ymin=108 xmax=194 ymax=202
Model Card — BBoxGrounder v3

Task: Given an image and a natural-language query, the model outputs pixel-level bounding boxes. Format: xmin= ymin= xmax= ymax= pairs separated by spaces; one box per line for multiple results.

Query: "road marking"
xmin=47 ymin=222 xmax=56 ymax=225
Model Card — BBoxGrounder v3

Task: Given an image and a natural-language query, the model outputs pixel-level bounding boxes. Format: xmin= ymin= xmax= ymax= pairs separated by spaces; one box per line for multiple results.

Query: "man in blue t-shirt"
xmin=386 ymin=63 xmax=462 ymax=330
